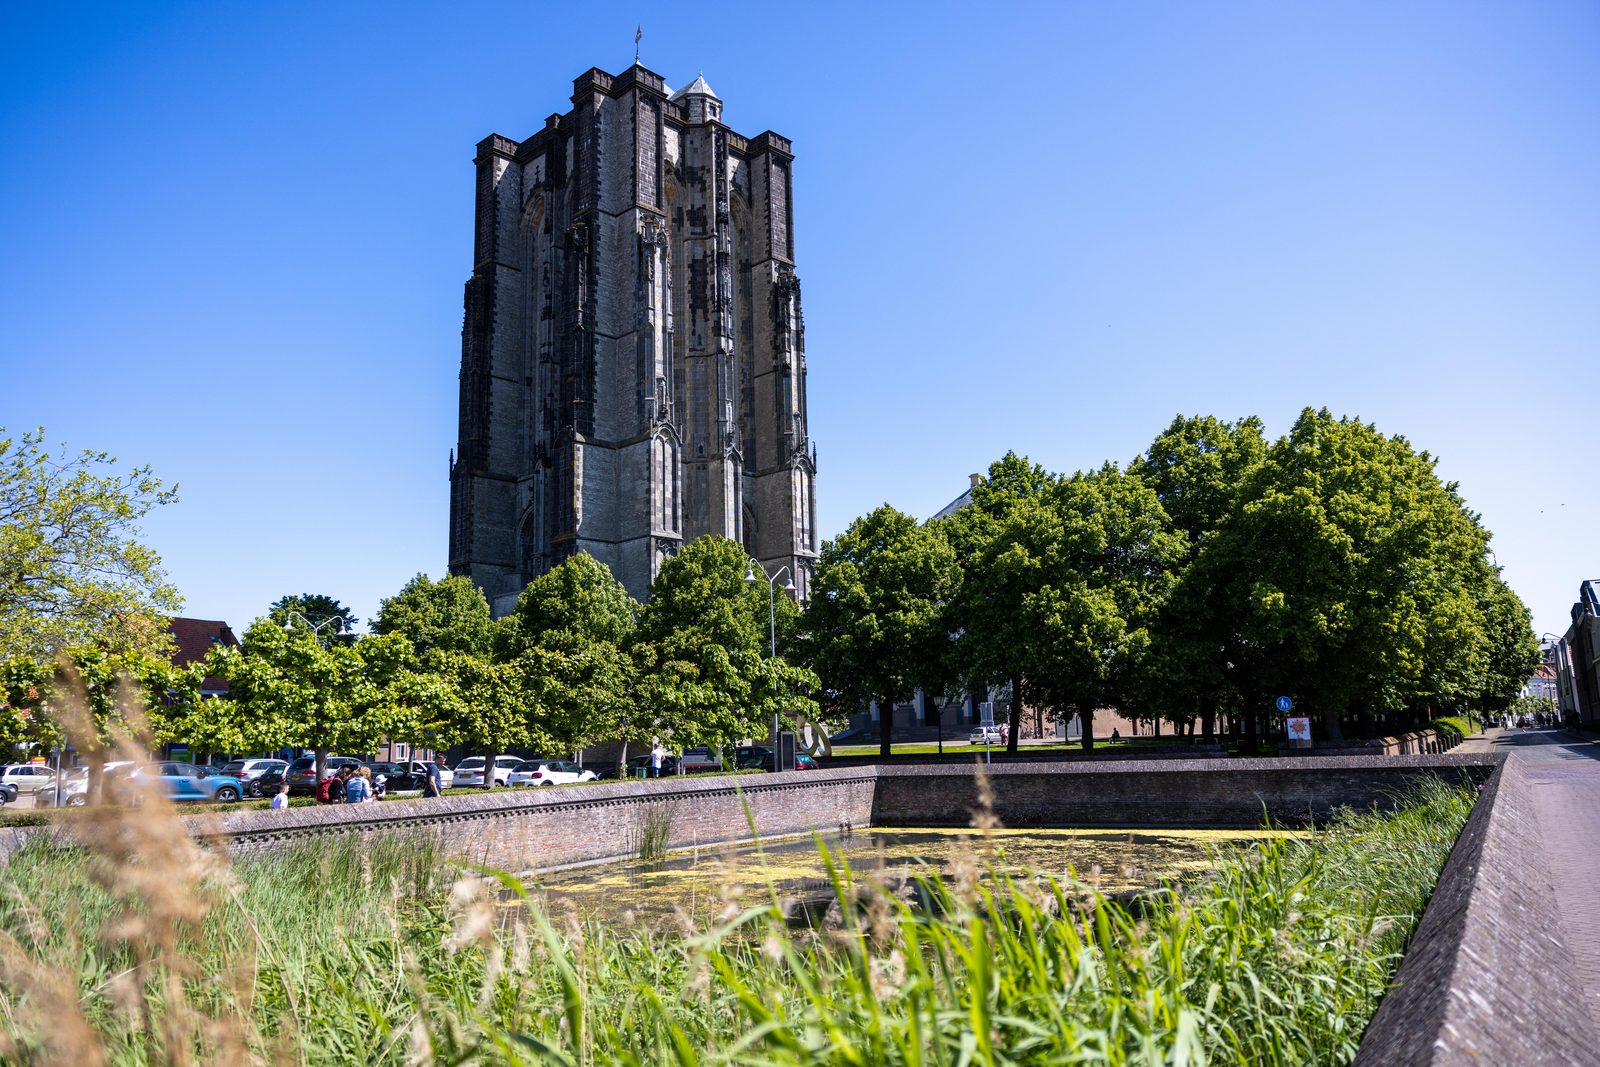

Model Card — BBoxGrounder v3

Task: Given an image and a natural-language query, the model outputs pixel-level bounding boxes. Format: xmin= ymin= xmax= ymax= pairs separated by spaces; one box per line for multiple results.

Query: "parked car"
xmin=116 ymin=762 xmax=246 ymax=803
xmin=36 ymin=770 xmax=89 ymax=807
xmin=0 ymin=781 xmax=16 ymax=806
xmin=0 ymin=764 xmax=56 ymax=795
xmin=676 ymin=747 xmax=724 ymax=774
xmin=363 ymin=762 xmax=430 ymax=792
xmin=453 ymin=755 xmax=524 ymax=788
xmin=393 ymin=760 xmax=452 ymax=789
xmin=219 ymin=758 xmax=289 ymax=798
xmin=733 ymin=747 xmax=819 ymax=772
xmin=969 ymin=725 xmax=1004 ymax=746
xmin=283 ymin=755 xmax=363 ymax=795
xmin=507 ymin=759 xmax=596 ymax=787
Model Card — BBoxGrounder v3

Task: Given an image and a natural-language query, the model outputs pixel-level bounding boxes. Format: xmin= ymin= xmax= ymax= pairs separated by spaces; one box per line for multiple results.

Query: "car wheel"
xmin=247 ymin=780 xmax=263 ymax=798
xmin=67 ymin=794 xmax=87 ymax=807
xmin=215 ymin=786 xmax=240 ymax=803
xmin=538 ymin=780 xmax=554 ymax=786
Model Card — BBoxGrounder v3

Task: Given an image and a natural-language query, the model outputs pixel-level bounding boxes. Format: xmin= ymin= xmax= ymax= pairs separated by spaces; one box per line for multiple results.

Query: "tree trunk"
xmin=878 ymin=697 xmax=893 ymax=759
xmin=483 ymin=748 xmax=498 ymax=788
xmin=1006 ymin=673 xmax=1023 ymax=755
xmin=1081 ymin=707 xmax=1095 ymax=752
xmin=1240 ymin=709 xmax=1258 ymax=755
xmin=1322 ymin=707 xmax=1343 ymax=744
xmin=314 ymin=746 xmax=328 ymax=784
xmin=1201 ymin=708 xmax=1215 ymax=743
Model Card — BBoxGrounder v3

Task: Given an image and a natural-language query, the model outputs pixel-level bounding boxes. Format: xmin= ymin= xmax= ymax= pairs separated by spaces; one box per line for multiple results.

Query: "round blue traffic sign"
xmin=1275 ymin=695 xmax=1293 ymax=713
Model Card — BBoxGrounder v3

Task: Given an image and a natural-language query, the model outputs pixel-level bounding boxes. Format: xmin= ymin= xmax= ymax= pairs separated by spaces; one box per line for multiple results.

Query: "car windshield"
xmin=456 ymin=758 xmax=483 ymax=769
xmin=222 ymin=762 xmax=246 ymax=773
xmin=289 ymin=758 xmax=315 ymax=771
xmin=513 ymin=762 xmax=538 ymax=771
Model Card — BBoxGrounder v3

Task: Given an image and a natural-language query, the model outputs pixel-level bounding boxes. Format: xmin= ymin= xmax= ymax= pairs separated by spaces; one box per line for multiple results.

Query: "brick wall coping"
xmin=871 ymin=752 xmax=1501 ymax=779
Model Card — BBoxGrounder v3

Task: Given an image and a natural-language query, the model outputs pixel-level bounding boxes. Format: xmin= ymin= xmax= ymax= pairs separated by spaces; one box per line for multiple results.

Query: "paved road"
xmin=1479 ymin=729 xmax=1600 ymax=1031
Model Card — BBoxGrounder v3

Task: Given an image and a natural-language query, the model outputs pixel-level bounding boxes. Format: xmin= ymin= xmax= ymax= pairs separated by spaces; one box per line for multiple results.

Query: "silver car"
xmin=0 ymin=764 xmax=57 ymax=795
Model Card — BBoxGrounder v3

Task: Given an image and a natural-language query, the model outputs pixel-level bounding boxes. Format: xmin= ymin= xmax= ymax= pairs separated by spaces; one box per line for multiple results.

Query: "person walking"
xmin=327 ymin=767 xmax=348 ymax=805
xmin=650 ymin=744 xmax=665 ymax=779
xmin=270 ymin=782 xmax=290 ymax=810
xmin=425 ymin=761 xmax=443 ymax=798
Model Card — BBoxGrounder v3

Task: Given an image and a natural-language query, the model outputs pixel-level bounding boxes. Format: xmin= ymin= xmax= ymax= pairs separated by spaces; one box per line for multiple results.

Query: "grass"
xmin=0 ymin=772 xmax=1474 ymax=1065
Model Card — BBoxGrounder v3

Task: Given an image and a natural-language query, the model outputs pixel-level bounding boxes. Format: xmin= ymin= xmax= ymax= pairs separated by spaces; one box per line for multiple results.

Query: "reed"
xmin=0 ymin=673 xmax=1476 ymax=1066
xmin=0 ymin=776 xmax=1471 ymax=1065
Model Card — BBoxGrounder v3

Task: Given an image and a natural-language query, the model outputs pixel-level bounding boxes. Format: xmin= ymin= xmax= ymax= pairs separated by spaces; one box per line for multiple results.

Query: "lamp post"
xmin=282 ymin=611 xmax=345 ymax=643
xmin=746 ymin=559 xmax=796 ymax=756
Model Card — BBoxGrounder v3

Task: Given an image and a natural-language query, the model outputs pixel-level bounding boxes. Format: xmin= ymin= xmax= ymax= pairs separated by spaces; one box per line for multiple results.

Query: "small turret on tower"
xmin=671 ymin=73 xmax=721 ymax=123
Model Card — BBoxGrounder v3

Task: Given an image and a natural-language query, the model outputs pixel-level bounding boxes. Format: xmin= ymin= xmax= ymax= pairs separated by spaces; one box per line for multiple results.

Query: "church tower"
xmin=449 ymin=64 xmax=818 ymax=612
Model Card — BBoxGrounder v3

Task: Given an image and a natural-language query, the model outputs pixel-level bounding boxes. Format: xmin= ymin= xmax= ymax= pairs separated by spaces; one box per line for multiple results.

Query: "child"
xmin=270 ymin=782 xmax=290 ymax=810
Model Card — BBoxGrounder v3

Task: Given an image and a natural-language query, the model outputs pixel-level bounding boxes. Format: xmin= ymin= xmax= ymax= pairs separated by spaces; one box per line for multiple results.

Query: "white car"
xmin=452 ymin=755 xmax=523 ymax=787
xmin=969 ymin=725 xmax=1004 ymax=746
xmin=0 ymin=764 xmax=57 ymax=795
xmin=507 ymin=759 xmax=596 ymax=787
xmin=36 ymin=771 xmax=89 ymax=808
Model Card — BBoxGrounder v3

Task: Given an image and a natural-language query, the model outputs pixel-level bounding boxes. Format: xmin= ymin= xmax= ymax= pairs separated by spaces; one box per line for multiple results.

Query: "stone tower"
xmin=448 ymin=64 xmax=818 ymax=613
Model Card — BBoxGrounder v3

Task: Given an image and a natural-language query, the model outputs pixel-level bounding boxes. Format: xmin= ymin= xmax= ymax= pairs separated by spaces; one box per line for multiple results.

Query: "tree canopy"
xmin=806 ymin=507 xmax=959 ymax=758
xmin=636 ymin=537 xmax=816 ymax=753
xmin=0 ymin=428 xmax=180 ymax=660
xmin=370 ymin=573 xmax=496 ymax=660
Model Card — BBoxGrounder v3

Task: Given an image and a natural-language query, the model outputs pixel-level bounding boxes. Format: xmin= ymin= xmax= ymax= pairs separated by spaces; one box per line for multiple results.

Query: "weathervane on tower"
xmin=634 ymin=25 xmax=642 ymax=65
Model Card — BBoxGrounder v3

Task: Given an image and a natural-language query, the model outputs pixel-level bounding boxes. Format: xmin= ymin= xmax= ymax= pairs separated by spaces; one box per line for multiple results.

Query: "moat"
xmin=526 ymin=827 xmax=1290 ymax=925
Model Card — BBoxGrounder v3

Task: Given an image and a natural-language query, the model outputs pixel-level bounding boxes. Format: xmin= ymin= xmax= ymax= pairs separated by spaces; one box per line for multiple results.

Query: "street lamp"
xmin=746 ymin=559 xmax=796 ymax=758
xmin=281 ymin=611 xmax=345 ymax=641
xmin=745 ymin=560 xmax=796 ymax=658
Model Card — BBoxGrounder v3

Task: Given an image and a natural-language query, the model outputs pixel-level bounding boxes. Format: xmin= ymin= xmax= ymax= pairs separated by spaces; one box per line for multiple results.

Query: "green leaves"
xmin=806 ymin=507 xmax=959 ymax=755
xmin=0 ymin=427 xmax=180 ymax=660
xmin=637 ymin=537 xmax=817 ymax=752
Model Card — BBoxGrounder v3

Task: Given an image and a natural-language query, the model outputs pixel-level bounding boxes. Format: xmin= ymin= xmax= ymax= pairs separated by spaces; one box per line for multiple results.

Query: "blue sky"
xmin=2 ymin=1 xmax=1596 ymax=640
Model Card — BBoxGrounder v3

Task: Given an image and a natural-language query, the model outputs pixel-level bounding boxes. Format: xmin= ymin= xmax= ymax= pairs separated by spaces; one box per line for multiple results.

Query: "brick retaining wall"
xmin=872 ymin=754 xmax=1498 ymax=829
xmin=204 ymin=767 xmax=878 ymax=873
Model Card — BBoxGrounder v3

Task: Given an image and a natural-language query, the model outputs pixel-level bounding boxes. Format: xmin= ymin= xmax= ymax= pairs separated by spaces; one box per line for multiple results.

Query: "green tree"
xmin=1130 ymin=415 xmax=1267 ymax=739
xmin=806 ymin=507 xmax=959 ymax=759
xmin=1472 ymin=576 xmax=1540 ymax=713
xmin=269 ymin=594 xmax=358 ymax=646
xmin=371 ymin=574 xmax=496 ymax=660
xmin=503 ymin=553 xmax=638 ymax=760
xmin=430 ymin=651 xmax=525 ymax=785
xmin=991 ymin=465 xmax=1186 ymax=750
xmin=1183 ymin=408 xmax=1500 ymax=745
xmin=210 ymin=619 xmax=382 ymax=780
xmin=637 ymin=537 xmax=816 ymax=755
xmin=0 ymin=428 xmax=181 ymax=660
xmin=942 ymin=452 xmax=1060 ymax=751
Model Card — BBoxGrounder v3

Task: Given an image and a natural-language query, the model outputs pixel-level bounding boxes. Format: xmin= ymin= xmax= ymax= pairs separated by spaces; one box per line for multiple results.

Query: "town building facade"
xmin=449 ymin=64 xmax=818 ymax=612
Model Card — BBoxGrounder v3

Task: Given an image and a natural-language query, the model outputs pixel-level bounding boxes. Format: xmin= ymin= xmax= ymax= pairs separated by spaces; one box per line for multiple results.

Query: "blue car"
xmin=114 ymin=762 xmax=246 ymax=803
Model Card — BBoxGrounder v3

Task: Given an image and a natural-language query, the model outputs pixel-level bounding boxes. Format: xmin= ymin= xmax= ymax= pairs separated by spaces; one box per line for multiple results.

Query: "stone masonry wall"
xmin=871 ymin=755 xmax=1499 ymax=829
xmin=211 ymin=768 xmax=877 ymax=873
xmin=1352 ymin=756 xmax=1600 ymax=1065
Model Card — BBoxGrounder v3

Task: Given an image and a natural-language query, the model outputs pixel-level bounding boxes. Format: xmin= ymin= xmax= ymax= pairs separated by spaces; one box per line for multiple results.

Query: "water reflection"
xmin=528 ymin=827 xmax=1288 ymax=926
